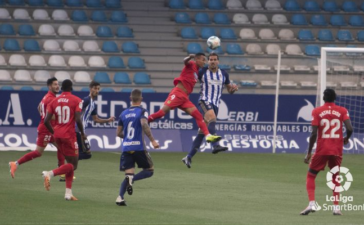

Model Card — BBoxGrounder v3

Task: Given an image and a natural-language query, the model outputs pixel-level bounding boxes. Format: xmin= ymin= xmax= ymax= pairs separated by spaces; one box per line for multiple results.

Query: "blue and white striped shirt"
xmin=198 ymin=68 xmax=230 ymax=107
xmin=81 ymin=96 xmax=97 ymax=131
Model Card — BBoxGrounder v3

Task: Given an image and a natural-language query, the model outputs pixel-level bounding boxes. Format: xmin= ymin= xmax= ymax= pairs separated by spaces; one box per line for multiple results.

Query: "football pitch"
xmin=1 ymin=151 xmax=364 ymax=225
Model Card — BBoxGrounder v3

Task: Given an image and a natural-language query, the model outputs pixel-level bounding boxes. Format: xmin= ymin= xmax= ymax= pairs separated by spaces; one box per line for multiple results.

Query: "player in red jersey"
xmin=42 ymin=79 xmax=85 ymax=201
xmin=148 ymin=53 xmax=221 ymax=143
xmin=300 ymin=89 xmax=353 ymax=216
xmin=9 ymin=77 xmax=59 ymax=178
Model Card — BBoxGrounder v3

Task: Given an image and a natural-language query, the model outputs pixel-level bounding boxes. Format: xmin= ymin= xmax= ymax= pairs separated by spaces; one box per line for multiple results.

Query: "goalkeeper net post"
xmin=272 ymin=50 xmax=282 ymax=154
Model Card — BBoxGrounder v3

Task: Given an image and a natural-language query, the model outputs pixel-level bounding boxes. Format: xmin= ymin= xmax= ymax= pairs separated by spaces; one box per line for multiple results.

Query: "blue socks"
xmin=119 ymin=173 xmax=133 ymax=199
xmin=188 ymin=133 xmax=205 ymax=158
xmin=120 ymin=171 xmax=154 ymax=198
xmin=133 ymin=170 xmax=154 ymax=183
xmin=208 ymin=121 xmax=217 ymax=134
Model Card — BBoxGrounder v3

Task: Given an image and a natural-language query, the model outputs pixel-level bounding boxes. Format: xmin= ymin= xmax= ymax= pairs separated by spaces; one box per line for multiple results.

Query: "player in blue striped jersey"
xmin=77 ymin=81 xmax=115 ymax=160
xmin=182 ymin=53 xmax=238 ymax=168
xmin=116 ymin=89 xmax=159 ymax=206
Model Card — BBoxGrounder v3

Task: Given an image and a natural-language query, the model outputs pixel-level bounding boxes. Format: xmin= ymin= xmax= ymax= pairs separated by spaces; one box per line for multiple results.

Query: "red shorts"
xmin=55 ymin=137 xmax=79 ymax=157
xmin=164 ymin=87 xmax=196 ymax=110
xmin=309 ymin=154 xmax=342 ymax=171
xmin=36 ymin=133 xmax=54 ymax=148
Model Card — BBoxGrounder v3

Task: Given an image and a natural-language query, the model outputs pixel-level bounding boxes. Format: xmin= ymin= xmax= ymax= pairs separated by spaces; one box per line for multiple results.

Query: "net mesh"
xmin=318 ymin=49 xmax=364 ymax=153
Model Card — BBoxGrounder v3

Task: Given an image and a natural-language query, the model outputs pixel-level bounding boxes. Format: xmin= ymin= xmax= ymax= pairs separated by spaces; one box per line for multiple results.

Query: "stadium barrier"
xmin=0 ymin=91 xmax=363 ymax=153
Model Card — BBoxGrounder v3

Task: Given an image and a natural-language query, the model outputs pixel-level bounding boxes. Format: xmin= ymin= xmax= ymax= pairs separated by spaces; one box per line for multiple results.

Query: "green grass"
xmin=1 ymin=151 xmax=364 ymax=225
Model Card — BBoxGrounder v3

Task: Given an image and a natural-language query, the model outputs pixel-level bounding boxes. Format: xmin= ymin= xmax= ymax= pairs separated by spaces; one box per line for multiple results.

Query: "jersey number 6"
xmin=126 ymin=121 xmax=135 ymax=139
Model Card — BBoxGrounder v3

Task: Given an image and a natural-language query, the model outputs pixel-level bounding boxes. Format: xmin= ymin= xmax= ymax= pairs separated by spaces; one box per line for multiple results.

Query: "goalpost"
xmin=272 ymin=47 xmax=364 ymax=154
xmin=319 ymin=47 xmax=364 ymax=154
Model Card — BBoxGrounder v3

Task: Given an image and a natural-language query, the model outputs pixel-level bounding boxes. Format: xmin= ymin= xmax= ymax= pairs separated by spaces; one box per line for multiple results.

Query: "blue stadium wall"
xmin=0 ymin=91 xmax=363 ymax=154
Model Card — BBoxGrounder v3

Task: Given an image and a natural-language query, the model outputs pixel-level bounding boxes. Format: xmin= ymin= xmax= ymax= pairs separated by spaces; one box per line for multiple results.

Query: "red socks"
xmin=65 ymin=169 xmax=74 ymax=189
xmin=306 ymin=172 xmax=317 ymax=201
xmin=52 ymin=163 xmax=74 ymax=176
xmin=17 ymin=150 xmax=41 ymax=165
xmin=190 ymin=110 xmax=209 ymax=136
xmin=57 ymin=150 xmax=65 ymax=167
xmin=148 ymin=110 xmax=166 ymax=123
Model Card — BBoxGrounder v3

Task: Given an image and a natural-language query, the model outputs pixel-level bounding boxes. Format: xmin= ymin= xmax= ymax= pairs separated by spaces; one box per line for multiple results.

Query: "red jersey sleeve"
xmin=75 ymin=97 xmax=83 ymax=113
xmin=342 ymin=107 xmax=350 ymax=121
xmin=46 ymin=99 xmax=55 ymax=114
xmin=311 ymin=109 xmax=319 ymax=126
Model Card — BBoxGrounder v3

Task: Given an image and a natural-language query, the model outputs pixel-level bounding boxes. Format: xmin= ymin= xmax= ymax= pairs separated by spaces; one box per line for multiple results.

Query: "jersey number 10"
xmin=321 ymin=118 xmax=340 ymax=139
xmin=55 ymin=106 xmax=70 ymax=124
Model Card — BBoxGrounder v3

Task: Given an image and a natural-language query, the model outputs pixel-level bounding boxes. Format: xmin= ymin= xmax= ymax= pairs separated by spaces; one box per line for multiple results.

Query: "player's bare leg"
xmin=184 ymin=107 xmax=221 ymax=143
xmin=148 ymin=105 xmax=171 ymax=123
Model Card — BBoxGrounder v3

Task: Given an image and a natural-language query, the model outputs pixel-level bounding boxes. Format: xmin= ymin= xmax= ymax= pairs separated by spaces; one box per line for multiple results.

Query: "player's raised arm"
xmin=184 ymin=54 xmax=195 ymax=65
xmin=305 ymin=126 xmax=318 ymax=164
xmin=141 ymin=118 xmax=159 ymax=149
xmin=343 ymin=119 xmax=353 ymax=144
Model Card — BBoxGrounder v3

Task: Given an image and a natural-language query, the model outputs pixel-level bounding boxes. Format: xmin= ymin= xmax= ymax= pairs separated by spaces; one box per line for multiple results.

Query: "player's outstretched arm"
xmin=344 ymin=119 xmax=353 ymax=144
xmin=141 ymin=118 xmax=159 ymax=149
xmin=92 ymin=115 xmax=116 ymax=124
xmin=305 ymin=126 xmax=318 ymax=164
xmin=44 ymin=112 xmax=54 ymax=134
xmin=184 ymin=54 xmax=195 ymax=65
xmin=75 ymin=111 xmax=86 ymax=140
xmin=116 ymin=126 xmax=124 ymax=138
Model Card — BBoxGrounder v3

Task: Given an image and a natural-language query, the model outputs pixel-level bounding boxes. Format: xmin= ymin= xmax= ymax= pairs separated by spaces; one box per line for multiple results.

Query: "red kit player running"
xmin=9 ymin=77 xmax=59 ymax=178
xmin=300 ymin=89 xmax=353 ymax=216
xmin=43 ymin=79 xmax=86 ymax=201
xmin=148 ymin=53 xmax=221 ymax=143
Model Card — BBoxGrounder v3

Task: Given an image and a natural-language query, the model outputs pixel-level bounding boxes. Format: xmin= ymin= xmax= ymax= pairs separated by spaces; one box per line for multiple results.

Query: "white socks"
xmin=65 ymin=188 xmax=72 ymax=197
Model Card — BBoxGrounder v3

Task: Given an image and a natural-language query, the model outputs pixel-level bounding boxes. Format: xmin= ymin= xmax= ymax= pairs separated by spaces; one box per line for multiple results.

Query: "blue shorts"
xmin=198 ymin=100 xmax=219 ymax=116
xmin=120 ymin=150 xmax=153 ymax=171
xmin=76 ymin=132 xmax=92 ymax=160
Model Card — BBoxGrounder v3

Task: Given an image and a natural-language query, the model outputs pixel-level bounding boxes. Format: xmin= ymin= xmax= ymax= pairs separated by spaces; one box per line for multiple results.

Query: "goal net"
xmin=319 ymin=47 xmax=364 ymax=154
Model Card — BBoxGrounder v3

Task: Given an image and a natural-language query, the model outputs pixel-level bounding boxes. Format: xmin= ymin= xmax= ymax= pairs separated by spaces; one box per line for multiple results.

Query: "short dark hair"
xmin=89 ymin=80 xmax=101 ymax=89
xmin=130 ymin=89 xmax=142 ymax=103
xmin=323 ymin=88 xmax=336 ymax=102
xmin=208 ymin=52 xmax=219 ymax=60
xmin=61 ymin=79 xmax=73 ymax=92
xmin=47 ymin=77 xmax=57 ymax=86
xmin=195 ymin=52 xmax=206 ymax=58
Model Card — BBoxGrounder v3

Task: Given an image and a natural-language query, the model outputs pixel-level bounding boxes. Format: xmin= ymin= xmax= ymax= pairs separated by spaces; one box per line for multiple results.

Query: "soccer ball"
xmin=207 ymin=36 xmax=221 ymax=50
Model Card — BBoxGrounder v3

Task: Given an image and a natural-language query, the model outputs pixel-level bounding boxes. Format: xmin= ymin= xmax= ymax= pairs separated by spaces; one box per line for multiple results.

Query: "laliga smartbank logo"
xmin=326 ymin=166 xmax=353 ymax=193
xmin=314 ymin=166 xmax=364 ymax=212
